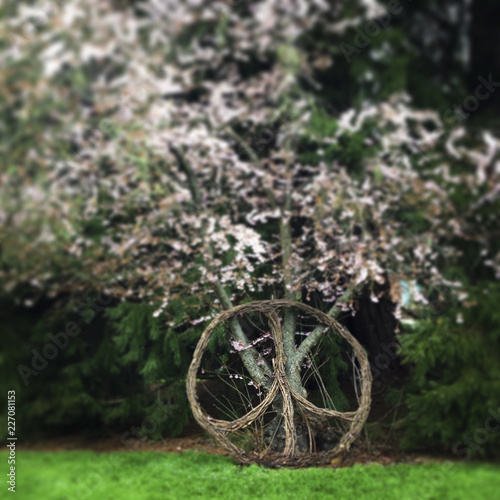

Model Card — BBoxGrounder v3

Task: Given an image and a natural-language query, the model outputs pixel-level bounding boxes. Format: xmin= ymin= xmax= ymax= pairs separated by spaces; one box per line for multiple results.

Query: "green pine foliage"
xmin=1 ymin=0 xmax=499 ymax=455
xmin=1 ymin=296 xmax=200 ymax=441
xmin=400 ymin=282 xmax=500 ymax=458
xmin=103 ymin=301 xmax=192 ymax=437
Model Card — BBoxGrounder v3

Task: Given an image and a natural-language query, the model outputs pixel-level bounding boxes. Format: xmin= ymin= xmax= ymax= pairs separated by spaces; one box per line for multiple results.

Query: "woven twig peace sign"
xmin=186 ymin=300 xmax=372 ymax=467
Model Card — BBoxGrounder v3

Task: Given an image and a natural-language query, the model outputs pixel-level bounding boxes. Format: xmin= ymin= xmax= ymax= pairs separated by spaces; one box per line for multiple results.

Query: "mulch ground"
xmin=20 ymin=422 xmax=452 ymax=469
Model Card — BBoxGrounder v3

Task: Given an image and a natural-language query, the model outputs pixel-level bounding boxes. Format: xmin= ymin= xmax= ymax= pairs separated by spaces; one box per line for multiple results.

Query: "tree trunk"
xmin=342 ymin=291 xmax=401 ymax=393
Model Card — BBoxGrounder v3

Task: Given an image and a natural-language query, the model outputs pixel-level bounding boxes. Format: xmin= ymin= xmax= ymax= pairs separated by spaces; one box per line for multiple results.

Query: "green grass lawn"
xmin=2 ymin=451 xmax=499 ymax=500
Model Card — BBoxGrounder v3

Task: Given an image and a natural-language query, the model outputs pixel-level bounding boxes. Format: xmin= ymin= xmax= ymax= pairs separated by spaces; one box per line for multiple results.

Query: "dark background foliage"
xmin=1 ymin=0 xmax=499 ymax=459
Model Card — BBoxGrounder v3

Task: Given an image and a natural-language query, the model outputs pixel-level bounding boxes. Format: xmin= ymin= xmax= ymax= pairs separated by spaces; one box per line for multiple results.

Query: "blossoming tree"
xmin=1 ymin=0 xmax=499 ymax=459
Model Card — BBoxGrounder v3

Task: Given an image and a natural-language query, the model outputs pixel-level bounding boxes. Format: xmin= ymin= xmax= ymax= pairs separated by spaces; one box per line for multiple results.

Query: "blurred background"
xmin=0 ymin=0 xmax=499 ymax=461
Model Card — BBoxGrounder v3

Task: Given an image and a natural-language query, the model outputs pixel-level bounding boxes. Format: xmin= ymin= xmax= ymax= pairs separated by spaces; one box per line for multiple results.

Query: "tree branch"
xmin=295 ymin=283 xmax=361 ymax=364
xmin=170 ymin=145 xmax=272 ymax=389
xmin=214 ymin=281 xmax=273 ymax=389
xmin=226 ymin=126 xmax=299 ymax=380
xmin=169 ymin=145 xmax=202 ymax=205
xmin=280 ymin=181 xmax=296 ymax=361
xmin=225 ymin=127 xmax=278 ymax=208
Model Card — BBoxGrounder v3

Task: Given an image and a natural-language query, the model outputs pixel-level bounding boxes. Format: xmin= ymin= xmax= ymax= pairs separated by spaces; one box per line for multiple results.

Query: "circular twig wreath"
xmin=186 ymin=299 xmax=372 ymax=467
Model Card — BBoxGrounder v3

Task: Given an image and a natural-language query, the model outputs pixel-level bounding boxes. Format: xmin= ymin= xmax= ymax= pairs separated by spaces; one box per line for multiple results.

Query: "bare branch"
xmin=295 ymin=283 xmax=361 ymax=364
xmin=169 ymin=145 xmax=202 ymax=205
xmin=225 ymin=127 xmax=278 ymax=208
xmin=214 ymin=281 xmax=273 ymax=389
xmin=171 ymin=147 xmax=272 ymax=388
